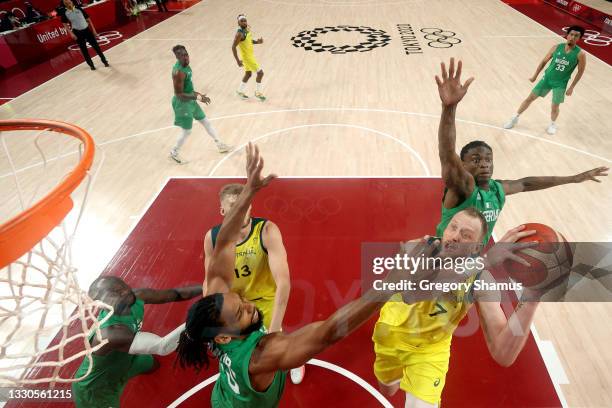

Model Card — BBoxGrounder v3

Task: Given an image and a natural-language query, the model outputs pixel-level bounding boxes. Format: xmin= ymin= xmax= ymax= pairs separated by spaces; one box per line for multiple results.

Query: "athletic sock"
xmin=172 ymin=128 xmax=191 ymax=154
xmin=197 ymin=118 xmax=220 ymax=142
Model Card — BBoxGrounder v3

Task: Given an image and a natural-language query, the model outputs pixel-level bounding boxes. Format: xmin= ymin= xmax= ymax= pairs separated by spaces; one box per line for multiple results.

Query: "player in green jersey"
xmin=435 ymin=58 xmax=607 ymax=244
xmin=170 ymin=45 xmax=231 ymax=164
xmin=176 ymin=143 xmax=440 ymax=408
xmin=504 ymin=26 xmax=587 ymax=135
xmin=72 ymin=277 xmax=201 ymax=408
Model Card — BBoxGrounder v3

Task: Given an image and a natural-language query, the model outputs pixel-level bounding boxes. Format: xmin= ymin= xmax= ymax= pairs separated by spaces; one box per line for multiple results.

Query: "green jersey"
xmin=72 ymin=299 xmax=153 ymax=408
xmin=543 ymin=43 xmax=581 ymax=87
xmin=172 ymin=61 xmax=194 ymax=94
xmin=436 ymin=179 xmax=506 ymax=244
xmin=211 ymin=328 xmax=286 ymax=408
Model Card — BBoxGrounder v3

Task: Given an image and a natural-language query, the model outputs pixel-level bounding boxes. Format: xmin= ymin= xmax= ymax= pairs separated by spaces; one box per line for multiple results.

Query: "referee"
xmin=58 ymin=0 xmax=109 ymax=70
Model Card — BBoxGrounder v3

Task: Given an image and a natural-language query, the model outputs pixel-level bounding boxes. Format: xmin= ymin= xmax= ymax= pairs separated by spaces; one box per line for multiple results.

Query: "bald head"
xmin=88 ymin=276 xmax=135 ymax=312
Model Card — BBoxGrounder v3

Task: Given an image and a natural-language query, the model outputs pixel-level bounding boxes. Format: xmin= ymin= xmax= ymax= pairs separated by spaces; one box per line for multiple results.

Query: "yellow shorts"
xmin=252 ymin=297 xmax=274 ymax=329
xmin=243 ymin=57 xmax=260 ymax=73
xmin=373 ymin=325 xmax=451 ymax=405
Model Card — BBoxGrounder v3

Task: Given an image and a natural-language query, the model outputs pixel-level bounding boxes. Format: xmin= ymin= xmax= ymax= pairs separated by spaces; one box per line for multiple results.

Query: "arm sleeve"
xmin=128 ymin=323 xmax=186 ymax=356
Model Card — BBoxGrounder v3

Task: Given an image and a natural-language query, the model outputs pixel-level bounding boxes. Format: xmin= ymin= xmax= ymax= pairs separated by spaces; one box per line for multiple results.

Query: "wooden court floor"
xmin=1 ymin=0 xmax=611 ymax=406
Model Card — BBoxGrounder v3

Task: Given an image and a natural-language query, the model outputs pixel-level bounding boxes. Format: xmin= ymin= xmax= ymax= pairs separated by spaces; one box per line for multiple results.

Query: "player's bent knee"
xmin=377 ymin=380 xmax=400 ymax=397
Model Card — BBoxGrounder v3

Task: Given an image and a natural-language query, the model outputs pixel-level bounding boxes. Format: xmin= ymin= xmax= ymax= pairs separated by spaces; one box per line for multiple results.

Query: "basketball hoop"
xmin=0 ymin=119 xmax=112 ymax=386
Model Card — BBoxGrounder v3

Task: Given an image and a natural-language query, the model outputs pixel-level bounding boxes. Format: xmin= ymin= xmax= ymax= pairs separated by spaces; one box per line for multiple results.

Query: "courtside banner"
xmin=543 ymin=0 xmax=612 ymax=33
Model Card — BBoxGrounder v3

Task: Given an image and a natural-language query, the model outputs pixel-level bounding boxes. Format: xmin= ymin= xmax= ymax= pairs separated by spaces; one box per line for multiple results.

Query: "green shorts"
xmin=532 ymin=78 xmax=567 ymax=105
xmin=72 ymin=354 xmax=154 ymax=408
xmin=172 ymin=96 xmax=205 ymax=129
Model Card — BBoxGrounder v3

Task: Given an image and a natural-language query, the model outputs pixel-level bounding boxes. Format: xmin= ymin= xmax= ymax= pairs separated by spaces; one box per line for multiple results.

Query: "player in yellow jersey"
xmin=232 ymin=14 xmax=266 ymax=101
xmin=203 ymin=183 xmax=305 ymax=384
xmin=373 ymin=207 xmax=546 ymax=407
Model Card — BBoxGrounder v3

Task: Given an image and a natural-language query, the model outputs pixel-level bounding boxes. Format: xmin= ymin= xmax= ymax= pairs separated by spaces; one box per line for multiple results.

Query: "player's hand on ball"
xmin=565 ymin=87 xmax=574 ymax=96
xmin=573 ymin=166 xmax=609 ymax=183
xmin=245 ymin=142 xmax=277 ymax=192
xmin=485 ymin=225 xmax=537 ymax=267
xmin=435 ymin=58 xmax=474 ymax=107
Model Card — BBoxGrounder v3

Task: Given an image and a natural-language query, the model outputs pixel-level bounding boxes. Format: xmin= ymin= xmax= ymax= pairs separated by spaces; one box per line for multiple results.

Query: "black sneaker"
xmin=103 ymin=62 xmax=110 ymax=67
xmin=90 ymin=66 xmax=96 ymax=70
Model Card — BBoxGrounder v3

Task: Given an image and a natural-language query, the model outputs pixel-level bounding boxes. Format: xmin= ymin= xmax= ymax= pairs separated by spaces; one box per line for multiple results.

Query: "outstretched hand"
xmin=573 ymin=166 xmax=609 ymax=183
xmin=486 ymin=225 xmax=537 ymax=267
xmin=435 ymin=58 xmax=474 ymax=107
xmin=245 ymin=142 xmax=277 ymax=192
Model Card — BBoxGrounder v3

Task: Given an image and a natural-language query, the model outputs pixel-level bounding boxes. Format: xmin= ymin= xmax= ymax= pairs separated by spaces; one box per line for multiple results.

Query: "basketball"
xmin=503 ymin=223 xmax=573 ymax=289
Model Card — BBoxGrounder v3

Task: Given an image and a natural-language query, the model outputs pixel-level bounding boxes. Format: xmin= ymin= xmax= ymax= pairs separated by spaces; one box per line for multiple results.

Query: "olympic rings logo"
xmin=563 ymin=26 xmax=612 ymax=47
xmin=420 ymin=28 xmax=461 ymax=48
xmin=291 ymin=25 xmax=391 ymax=54
xmin=68 ymin=30 xmax=123 ymax=51
xmin=263 ymin=195 xmax=342 ymax=223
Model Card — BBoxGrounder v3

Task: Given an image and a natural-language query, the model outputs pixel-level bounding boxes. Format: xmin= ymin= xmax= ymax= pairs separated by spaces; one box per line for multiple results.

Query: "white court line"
xmin=166 ymin=373 xmax=219 ymax=408
xmin=207 ymin=108 xmax=612 ymax=164
xmin=166 ymin=359 xmax=393 ymax=408
xmin=491 ymin=231 xmax=569 ymax=408
xmin=3 ymin=107 xmax=610 ymax=180
xmin=206 ymin=123 xmax=431 ymax=176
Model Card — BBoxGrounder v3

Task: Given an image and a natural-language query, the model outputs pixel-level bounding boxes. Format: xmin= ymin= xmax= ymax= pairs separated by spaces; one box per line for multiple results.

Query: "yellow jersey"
xmin=373 ymin=273 xmax=479 ymax=350
xmin=211 ymin=218 xmax=276 ymax=302
xmin=237 ymin=28 xmax=255 ymax=60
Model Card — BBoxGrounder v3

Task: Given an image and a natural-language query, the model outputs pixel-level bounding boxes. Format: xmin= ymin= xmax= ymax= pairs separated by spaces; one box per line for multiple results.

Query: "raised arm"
xmin=435 ymin=58 xmax=476 ymax=205
xmin=566 ymin=51 xmax=586 ymax=96
xmin=263 ymin=221 xmax=290 ymax=333
xmin=500 ymin=166 xmax=608 ymax=195
xmin=530 ymin=45 xmax=555 ymax=82
xmin=206 ymin=143 xmax=277 ymax=294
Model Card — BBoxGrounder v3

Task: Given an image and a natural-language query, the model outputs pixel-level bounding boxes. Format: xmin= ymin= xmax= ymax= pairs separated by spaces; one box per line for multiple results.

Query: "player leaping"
xmin=435 ymin=57 xmax=607 ymax=244
xmin=177 ymin=143 xmax=437 ymax=407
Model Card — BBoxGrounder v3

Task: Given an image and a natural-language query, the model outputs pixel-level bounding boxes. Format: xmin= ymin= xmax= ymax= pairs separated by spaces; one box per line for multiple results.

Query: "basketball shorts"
xmin=532 ymin=78 xmax=567 ymax=105
xmin=172 ymin=97 xmax=205 ymax=130
xmin=373 ymin=323 xmax=450 ymax=405
xmin=242 ymin=57 xmax=260 ymax=73
xmin=72 ymin=354 xmax=154 ymax=408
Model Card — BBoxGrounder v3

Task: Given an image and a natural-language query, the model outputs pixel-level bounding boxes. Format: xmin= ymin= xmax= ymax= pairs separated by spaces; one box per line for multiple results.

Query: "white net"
xmin=0 ymin=123 xmax=112 ymax=386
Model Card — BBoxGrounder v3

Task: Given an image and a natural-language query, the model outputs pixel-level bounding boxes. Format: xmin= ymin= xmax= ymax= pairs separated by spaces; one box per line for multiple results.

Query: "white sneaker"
xmin=503 ymin=115 xmax=519 ymax=129
xmin=546 ymin=123 xmax=557 ymax=135
xmin=169 ymin=151 xmax=188 ymax=164
xmin=216 ymin=141 xmax=231 ymax=153
xmin=290 ymin=365 xmax=305 ymax=385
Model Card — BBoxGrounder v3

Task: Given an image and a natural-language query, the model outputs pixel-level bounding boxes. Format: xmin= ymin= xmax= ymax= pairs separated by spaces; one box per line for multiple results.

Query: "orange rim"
xmin=0 ymin=120 xmax=95 ymax=268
